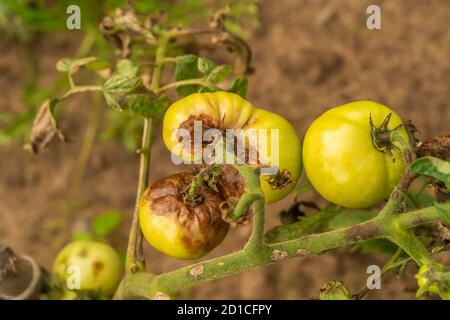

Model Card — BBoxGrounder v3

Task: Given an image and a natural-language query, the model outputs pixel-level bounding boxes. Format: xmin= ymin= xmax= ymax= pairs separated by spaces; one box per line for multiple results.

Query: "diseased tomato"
xmin=53 ymin=240 xmax=122 ymax=297
xmin=139 ymin=172 xmax=229 ymax=260
xmin=162 ymin=92 xmax=302 ymax=204
xmin=302 ymin=101 xmax=409 ymax=208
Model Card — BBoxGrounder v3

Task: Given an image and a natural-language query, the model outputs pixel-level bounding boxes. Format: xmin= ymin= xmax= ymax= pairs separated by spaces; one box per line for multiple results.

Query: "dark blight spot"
xmin=78 ymin=249 xmax=88 ymax=258
xmin=92 ymin=261 xmax=104 ymax=278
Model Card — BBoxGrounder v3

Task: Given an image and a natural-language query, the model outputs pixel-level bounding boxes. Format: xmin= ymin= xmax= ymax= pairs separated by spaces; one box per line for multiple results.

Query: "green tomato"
xmin=53 ymin=240 xmax=122 ymax=297
xmin=302 ymin=101 xmax=409 ymax=208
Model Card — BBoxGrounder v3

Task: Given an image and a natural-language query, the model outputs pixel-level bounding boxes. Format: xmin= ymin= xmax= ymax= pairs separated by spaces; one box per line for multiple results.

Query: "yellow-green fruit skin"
xmin=139 ymin=173 xmax=229 ymax=260
xmin=162 ymin=92 xmax=302 ymax=204
xmin=139 ymin=199 xmax=223 ymax=260
xmin=302 ymin=101 xmax=409 ymax=209
xmin=53 ymin=240 xmax=122 ymax=297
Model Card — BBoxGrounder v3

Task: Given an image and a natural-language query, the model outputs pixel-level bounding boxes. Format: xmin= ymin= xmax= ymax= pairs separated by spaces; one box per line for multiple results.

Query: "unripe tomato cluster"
xmin=52 ymin=93 xmax=410 ymax=299
xmin=163 ymin=92 xmax=302 ymax=204
xmin=138 ymin=93 xmax=408 ymax=260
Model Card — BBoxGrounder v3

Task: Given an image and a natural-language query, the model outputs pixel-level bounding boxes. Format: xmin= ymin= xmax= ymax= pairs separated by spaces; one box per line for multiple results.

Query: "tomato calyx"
xmin=179 ymin=164 xmax=255 ymax=224
xmin=266 ymin=168 xmax=293 ymax=190
xmin=370 ymin=112 xmax=403 ymax=160
xmin=181 ymin=165 xmax=224 ymax=206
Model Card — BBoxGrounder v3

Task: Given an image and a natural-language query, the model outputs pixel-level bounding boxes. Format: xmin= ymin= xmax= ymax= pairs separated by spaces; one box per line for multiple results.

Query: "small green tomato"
xmin=53 ymin=240 xmax=122 ymax=297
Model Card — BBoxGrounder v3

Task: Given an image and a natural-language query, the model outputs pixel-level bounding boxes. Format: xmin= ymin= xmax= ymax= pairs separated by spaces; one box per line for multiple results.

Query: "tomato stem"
xmin=125 ymin=34 xmax=170 ymax=274
xmin=114 ymin=201 xmax=450 ymax=299
xmin=370 ymin=112 xmax=404 ymax=159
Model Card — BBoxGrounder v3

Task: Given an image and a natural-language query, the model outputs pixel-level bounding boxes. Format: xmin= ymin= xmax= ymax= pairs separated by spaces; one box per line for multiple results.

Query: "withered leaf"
xmin=24 ymin=99 xmax=66 ymax=154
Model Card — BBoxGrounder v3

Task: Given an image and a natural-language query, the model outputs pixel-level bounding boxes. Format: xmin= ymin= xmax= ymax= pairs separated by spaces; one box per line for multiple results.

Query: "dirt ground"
xmin=1 ymin=0 xmax=449 ymax=299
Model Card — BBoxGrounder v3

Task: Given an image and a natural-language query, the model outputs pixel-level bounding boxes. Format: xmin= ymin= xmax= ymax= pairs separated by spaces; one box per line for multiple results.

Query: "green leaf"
xmin=104 ymin=75 xmax=142 ymax=95
xmin=265 ymin=205 xmax=343 ymax=243
xmin=115 ymin=59 xmax=138 ymax=77
xmin=435 ymin=203 xmax=450 ymax=224
xmin=72 ymin=229 xmax=94 ymax=241
xmin=328 ymin=209 xmax=401 ymax=255
xmin=103 ymin=91 xmax=121 ymax=111
xmin=228 ymin=77 xmax=248 ymax=97
xmin=175 ymin=54 xmax=200 ymax=96
xmin=411 ymin=157 xmax=450 ymax=190
xmin=328 ymin=209 xmax=377 ymax=229
xmin=91 ymin=210 xmax=123 ymax=237
xmin=56 ymin=58 xmax=72 ymax=72
xmin=102 ymin=59 xmax=144 ymax=111
xmin=352 ymin=239 xmax=399 ymax=256
xmin=393 ymin=258 xmax=410 ymax=279
xmin=56 ymin=57 xmax=109 ymax=75
xmin=406 ymin=190 xmax=435 ymax=210
xmin=197 ymin=57 xmax=215 ymax=75
xmin=207 ymin=65 xmax=232 ymax=84
xmin=198 ymin=86 xmax=218 ymax=93
xmin=128 ymin=94 xmax=170 ymax=118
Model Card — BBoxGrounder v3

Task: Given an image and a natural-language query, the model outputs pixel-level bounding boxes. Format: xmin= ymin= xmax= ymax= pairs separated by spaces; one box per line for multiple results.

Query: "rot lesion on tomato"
xmin=178 ymin=114 xmax=222 ymax=152
xmin=176 ymin=114 xmax=295 ymax=190
xmin=266 ymin=168 xmax=293 ymax=190
xmin=142 ymin=170 xmax=233 ymax=255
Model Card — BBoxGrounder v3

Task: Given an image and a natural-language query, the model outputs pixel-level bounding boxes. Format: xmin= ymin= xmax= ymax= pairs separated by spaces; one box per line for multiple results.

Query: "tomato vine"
xmin=1 ymin=2 xmax=449 ymax=301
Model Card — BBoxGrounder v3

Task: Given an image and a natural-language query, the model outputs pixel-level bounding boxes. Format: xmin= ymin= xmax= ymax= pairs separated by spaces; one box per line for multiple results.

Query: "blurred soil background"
xmin=0 ymin=0 xmax=449 ymax=299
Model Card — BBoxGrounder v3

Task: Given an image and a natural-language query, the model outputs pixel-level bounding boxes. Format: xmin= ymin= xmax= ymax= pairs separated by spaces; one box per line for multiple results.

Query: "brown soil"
xmin=1 ymin=0 xmax=449 ymax=299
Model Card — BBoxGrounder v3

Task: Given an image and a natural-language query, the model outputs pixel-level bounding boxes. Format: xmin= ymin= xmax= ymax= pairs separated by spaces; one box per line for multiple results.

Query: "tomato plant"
xmin=1 ymin=1 xmax=449 ymax=302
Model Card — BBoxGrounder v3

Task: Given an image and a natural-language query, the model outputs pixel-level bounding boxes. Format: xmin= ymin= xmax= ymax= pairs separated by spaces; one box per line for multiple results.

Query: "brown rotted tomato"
xmin=139 ymin=172 xmax=229 ymax=260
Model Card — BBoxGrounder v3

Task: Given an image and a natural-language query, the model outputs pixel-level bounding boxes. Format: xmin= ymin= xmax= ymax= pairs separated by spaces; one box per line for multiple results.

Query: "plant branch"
xmin=121 ymin=189 xmax=447 ymax=299
xmin=116 ymin=200 xmax=449 ymax=299
xmin=125 ymin=34 xmax=169 ymax=274
xmin=167 ymin=28 xmax=219 ymax=39
xmin=60 ymin=85 xmax=103 ymax=100
xmin=155 ymin=78 xmax=219 ymax=94
xmin=125 ymin=117 xmax=153 ymax=273
xmin=396 ymin=204 xmax=449 ymax=228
